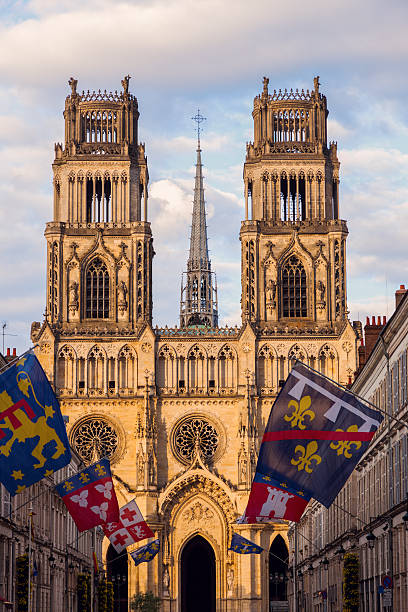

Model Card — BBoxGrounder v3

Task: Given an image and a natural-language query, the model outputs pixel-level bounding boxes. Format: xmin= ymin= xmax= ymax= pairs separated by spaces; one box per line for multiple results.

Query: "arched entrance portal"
xmin=269 ymin=534 xmax=289 ymax=611
xmin=107 ymin=543 xmax=128 ymax=612
xmin=181 ymin=535 xmax=216 ymax=612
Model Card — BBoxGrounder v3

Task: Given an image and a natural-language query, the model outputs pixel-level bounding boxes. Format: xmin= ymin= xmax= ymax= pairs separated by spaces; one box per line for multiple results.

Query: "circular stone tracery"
xmin=173 ymin=417 xmax=219 ymax=464
xmin=71 ymin=417 xmax=119 ymax=464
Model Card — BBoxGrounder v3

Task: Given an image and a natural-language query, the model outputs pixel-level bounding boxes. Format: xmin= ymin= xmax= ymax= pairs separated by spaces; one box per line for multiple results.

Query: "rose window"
xmin=173 ymin=417 xmax=219 ymax=463
xmin=71 ymin=417 xmax=119 ymax=464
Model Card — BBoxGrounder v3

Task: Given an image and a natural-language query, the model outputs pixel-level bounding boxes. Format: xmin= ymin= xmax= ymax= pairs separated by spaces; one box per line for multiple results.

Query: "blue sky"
xmin=0 ymin=0 xmax=408 ymax=353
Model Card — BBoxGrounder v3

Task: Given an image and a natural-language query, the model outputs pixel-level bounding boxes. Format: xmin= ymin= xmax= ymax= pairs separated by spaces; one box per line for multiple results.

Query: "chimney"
xmin=395 ymin=285 xmax=407 ymax=309
xmin=364 ymin=316 xmax=386 ymax=361
xmin=12 ymin=348 xmax=16 ymax=357
xmin=6 ymin=348 xmax=10 ymax=357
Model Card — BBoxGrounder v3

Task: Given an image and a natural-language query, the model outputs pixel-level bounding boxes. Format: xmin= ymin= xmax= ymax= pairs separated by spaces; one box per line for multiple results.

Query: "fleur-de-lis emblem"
xmin=330 ymin=425 xmax=362 ymax=458
xmin=284 ymin=396 xmax=315 ymax=430
xmin=291 ymin=441 xmax=322 ymax=473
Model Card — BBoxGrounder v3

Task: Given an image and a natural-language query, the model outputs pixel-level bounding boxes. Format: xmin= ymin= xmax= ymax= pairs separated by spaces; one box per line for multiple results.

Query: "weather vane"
xmin=192 ymin=109 xmax=206 ymax=146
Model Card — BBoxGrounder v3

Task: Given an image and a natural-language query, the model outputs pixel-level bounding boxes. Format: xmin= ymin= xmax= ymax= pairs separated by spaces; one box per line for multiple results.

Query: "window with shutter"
xmin=402 ymin=435 xmax=408 ymax=500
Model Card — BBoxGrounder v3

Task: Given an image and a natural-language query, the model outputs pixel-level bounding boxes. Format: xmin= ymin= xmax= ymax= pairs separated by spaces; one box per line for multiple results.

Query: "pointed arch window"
xmin=282 ymin=255 xmax=307 ymax=317
xmin=86 ymin=257 xmax=110 ymax=318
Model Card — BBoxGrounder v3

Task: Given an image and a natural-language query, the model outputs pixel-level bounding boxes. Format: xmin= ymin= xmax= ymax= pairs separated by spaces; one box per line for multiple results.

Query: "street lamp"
xmin=321 ymin=557 xmax=329 ymax=571
xmin=335 ymin=545 xmax=345 ymax=560
xmin=307 ymin=564 xmax=314 ymax=576
xmin=366 ymin=532 xmax=376 ymax=550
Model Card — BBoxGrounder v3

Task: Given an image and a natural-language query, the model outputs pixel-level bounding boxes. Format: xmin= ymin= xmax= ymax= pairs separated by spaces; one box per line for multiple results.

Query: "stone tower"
xmin=241 ymin=76 xmax=345 ymax=330
xmin=180 ymin=128 xmax=218 ymax=327
xmin=47 ymin=75 xmax=152 ymax=333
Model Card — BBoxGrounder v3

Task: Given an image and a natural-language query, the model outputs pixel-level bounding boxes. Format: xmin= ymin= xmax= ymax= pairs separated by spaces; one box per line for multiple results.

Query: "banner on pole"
xmin=0 ymin=353 xmax=71 ymax=495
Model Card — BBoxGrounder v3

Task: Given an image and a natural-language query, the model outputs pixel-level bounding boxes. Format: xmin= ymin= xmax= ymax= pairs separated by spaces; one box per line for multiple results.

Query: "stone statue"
xmin=317 ymin=280 xmax=325 ymax=301
xmin=240 ymin=457 xmax=247 ymax=483
xmin=263 ymin=76 xmax=269 ymax=96
xmin=68 ymin=77 xmax=78 ymax=96
xmin=68 ymin=281 xmax=79 ymax=312
xmin=117 ymin=280 xmax=128 ymax=313
xmin=163 ymin=566 xmax=170 ymax=596
xmin=266 ymin=279 xmax=276 ymax=305
xmin=148 ymin=455 xmax=155 ymax=483
xmin=121 ymin=75 xmax=131 ymax=94
xmin=314 ymin=75 xmax=320 ymax=93
xmin=316 ymin=280 xmax=326 ymax=310
xmin=227 ymin=567 xmax=234 ymax=596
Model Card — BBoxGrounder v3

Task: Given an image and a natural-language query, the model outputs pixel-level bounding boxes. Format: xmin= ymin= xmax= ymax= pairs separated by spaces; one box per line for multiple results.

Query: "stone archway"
xmin=181 ymin=535 xmax=216 ymax=612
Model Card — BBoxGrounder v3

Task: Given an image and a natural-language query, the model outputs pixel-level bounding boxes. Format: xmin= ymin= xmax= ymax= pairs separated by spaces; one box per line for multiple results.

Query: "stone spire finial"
xmin=314 ymin=75 xmax=320 ymax=94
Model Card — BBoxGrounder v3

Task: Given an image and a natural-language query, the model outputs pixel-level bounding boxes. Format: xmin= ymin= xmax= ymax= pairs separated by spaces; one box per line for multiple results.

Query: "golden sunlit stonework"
xmin=31 ymin=75 xmax=358 ymax=611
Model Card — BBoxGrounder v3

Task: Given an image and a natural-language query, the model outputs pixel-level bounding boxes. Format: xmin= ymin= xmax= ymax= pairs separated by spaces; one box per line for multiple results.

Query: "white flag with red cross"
xmin=103 ymin=499 xmax=154 ymax=553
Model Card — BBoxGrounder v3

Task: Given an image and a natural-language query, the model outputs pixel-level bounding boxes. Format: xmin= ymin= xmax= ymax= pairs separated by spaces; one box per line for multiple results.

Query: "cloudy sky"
xmin=0 ymin=0 xmax=407 ymax=354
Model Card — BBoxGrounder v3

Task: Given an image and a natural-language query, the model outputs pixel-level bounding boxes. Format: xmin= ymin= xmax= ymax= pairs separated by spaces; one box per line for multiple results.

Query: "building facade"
xmin=288 ymin=289 xmax=408 ymax=612
xmin=31 ymin=75 xmax=357 ymax=611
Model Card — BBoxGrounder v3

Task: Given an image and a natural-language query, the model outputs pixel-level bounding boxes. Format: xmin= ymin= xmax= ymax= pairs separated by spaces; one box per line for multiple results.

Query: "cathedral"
xmin=31 ymin=75 xmax=358 ymax=611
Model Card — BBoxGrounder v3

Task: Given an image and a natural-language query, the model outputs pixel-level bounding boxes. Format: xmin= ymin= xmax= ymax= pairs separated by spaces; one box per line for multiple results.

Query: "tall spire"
xmin=180 ymin=111 xmax=218 ymax=327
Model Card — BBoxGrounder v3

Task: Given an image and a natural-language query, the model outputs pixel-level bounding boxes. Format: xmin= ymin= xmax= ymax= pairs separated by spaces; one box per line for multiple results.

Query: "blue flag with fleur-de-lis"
xmin=0 ymin=353 xmax=71 ymax=495
xmin=130 ymin=539 xmax=160 ymax=566
xmin=255 ymin=362 xmax=383 ymax=509
xmin=229 ymin=533 xmax=263 ymax=554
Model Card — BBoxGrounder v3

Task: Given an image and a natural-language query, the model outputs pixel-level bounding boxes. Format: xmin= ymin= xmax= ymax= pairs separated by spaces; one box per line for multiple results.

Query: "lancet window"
xmin=272 ymin=109 xmax=310 ymax=143
xmin=319 ymin=345 xmax=337 ymax=378
xmin=82 ymin=111 xmax=119 ymax=144
xmin=57 ymin=345 xmax=75 ymax=391
xmin=157 ymin=346 xmax=177 ymax=390
xmin=85 ymin=257 xmax=110 ymax=319
xmin=188 ymin=345 xmax=205 ymax=391
xmin=257 ymin=345 xmax=275 ymax=390
xmin=218 ymin=345 xmax=236 ymax=389
xmin=87 ymin=346 xmax=105 ymax=391
xmin=281 ymin=256 xmax=307 ymax=317
xmin=280 ymin=171 xmax=306 ymax=222
xmin=118 ymin=345 xmax=136 ymax=391
xmin=48 ymin=241 xmax=59 ymax=321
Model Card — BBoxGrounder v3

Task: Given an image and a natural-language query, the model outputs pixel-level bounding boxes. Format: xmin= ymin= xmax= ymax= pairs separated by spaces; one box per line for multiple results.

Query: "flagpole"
xmin=293 ymin=524 xmax=298 ymax=612
xmin=293 ymin=359 xmax=407 ymax=428
xmin=28 ymin=504 xmax=33 ymax=612
xmin=90 ymin=527 xmax=96 ymax=612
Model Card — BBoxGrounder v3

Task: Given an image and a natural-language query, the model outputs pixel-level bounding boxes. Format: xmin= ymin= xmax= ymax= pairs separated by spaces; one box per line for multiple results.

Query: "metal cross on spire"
xmin=192 ymin=109 xmax=206 ymax=148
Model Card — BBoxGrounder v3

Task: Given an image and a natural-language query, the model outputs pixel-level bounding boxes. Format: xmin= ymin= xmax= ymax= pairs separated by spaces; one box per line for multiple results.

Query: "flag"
xmin=0 ymin=353 xmax=71 ymax=495
xmin=255 ymin=362 xmax=383 ymax=509
xmin=92 ymin=552 xmax=99 ymax=574
xmin=130 ymin=539 xmax=160 ymax=567
xmin=238 ymin=473 xmax=310 ymax=524
xmin=103 ymin=499 xmax=154 ymax=553
xmin=56 ymin=458 xmax=119 ymax=532
xmin=229 ymin=533 xmax=263 ymax=554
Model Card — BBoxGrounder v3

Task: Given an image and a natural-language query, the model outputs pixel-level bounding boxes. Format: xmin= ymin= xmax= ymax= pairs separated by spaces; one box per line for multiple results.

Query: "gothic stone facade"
xmin=31 ymin=76 xmax=357 ymax=611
